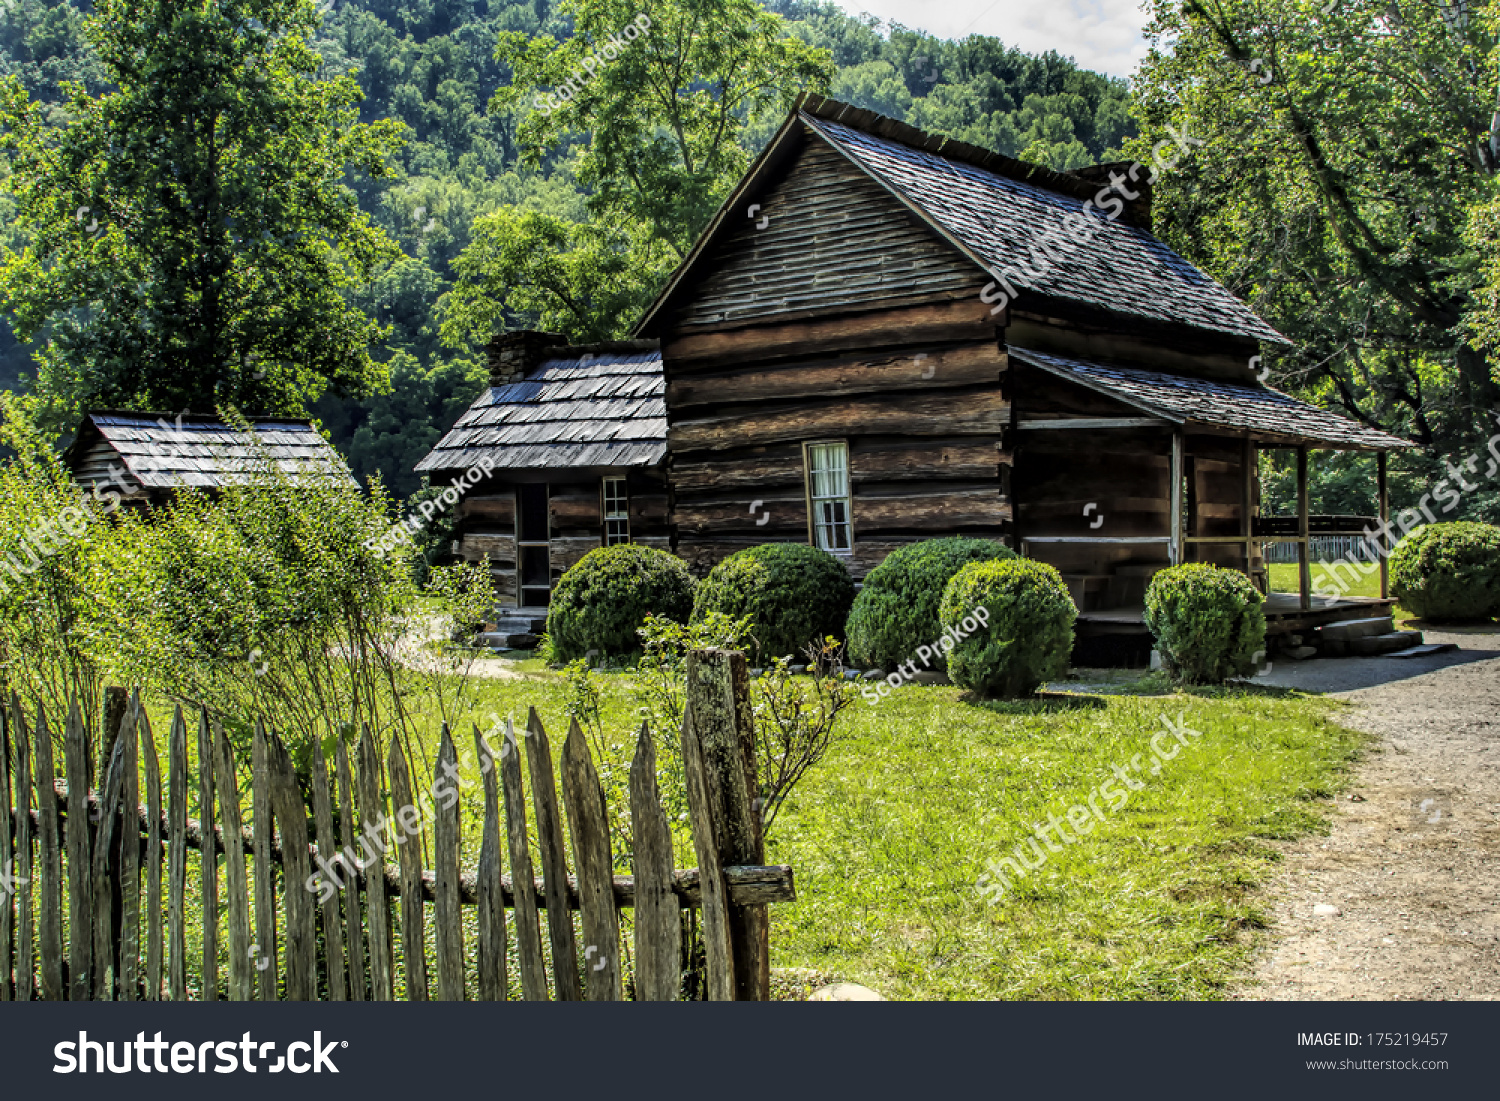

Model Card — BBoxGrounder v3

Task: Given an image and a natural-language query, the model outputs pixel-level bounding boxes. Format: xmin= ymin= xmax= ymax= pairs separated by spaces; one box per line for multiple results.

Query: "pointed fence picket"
xmin=0 ymin=649 xmax=791 ymax=1001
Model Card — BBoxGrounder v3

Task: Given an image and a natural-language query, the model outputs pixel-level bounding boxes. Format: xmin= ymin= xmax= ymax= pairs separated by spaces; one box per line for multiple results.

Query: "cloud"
xmin=825 ymin=0 xmax=1148 ymax=79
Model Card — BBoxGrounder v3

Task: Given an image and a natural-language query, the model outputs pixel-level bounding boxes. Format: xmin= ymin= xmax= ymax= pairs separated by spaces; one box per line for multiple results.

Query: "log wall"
xmin=672 ymin=128 xmax=986 ymax=331
xmin=665 ymin=301 xmax=1011 ymax=579
xmin=450 ymin=467 xmax=669 ymax=603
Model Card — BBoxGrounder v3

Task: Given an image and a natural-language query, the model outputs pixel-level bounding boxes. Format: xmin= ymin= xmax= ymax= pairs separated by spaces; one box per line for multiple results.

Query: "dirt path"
xmin=1233 ymin=626 xmax=1500 ymax=1000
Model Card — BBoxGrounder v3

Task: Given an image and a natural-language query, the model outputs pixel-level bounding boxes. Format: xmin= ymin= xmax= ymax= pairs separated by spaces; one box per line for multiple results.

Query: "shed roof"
xmin=1009 ymin=346 xmax=1413 ymax=451
xmin=414 ymin=346 xmax=666 ymax=474
xmin=69 ymin=412 xmax=355 ymax=489
xmin=637 ymin=95 xmax=1286 ymax=345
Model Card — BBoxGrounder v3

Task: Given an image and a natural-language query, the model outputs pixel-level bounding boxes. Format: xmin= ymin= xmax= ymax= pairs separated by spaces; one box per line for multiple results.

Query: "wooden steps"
xmin=478 ymin=609 xmax=548 ymax=650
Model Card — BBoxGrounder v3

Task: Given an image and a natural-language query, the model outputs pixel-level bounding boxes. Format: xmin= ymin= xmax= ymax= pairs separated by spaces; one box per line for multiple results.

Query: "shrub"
xmin=1144 ymin=563 xmax=1266 ymax=684
xmin=938 ymin=558 xmax=1076 ymax=697
xmin=546 ymin=544 xmax=696 ymax=662
xmin=846 ymin=538 xmax=1015 ymax=670
xmin=691 ymin=543 xmax=855 ymax=660
xmin=1390 ymin=521 xmax=1500 ymax=621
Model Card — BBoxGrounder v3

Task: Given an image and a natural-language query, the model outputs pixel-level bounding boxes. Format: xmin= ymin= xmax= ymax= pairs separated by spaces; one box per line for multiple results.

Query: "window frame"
xmin=802 ymin=438 xmax=854 ymax=555
xmin=601 ymin=475 xmax=631 ymax=546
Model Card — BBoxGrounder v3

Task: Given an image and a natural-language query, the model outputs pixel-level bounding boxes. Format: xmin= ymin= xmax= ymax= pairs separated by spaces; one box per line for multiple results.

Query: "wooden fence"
xmin=0 ymin=648 xmax=791 ymax=1001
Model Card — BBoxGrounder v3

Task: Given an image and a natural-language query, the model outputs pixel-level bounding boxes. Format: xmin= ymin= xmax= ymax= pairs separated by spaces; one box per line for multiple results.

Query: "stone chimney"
xmin=1067 ymin=162 xmax=1152 ymax=233
xmin=486 ymin=330 xmax=569 ymax=387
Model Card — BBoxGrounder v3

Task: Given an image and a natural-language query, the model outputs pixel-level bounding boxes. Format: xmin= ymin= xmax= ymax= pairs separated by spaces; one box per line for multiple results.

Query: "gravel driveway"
xmin=1233 ymin=626 xmax=1500 ymax=1000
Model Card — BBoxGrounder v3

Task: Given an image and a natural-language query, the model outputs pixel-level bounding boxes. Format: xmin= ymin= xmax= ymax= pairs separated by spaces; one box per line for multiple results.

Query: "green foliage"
xmin=1144 ymin=563 xmax=1266 ymax=685
xmin=846 ymin=537 xmax=1015 ymax=670
xmin=1132 ymin=0 xmax=1498 ymax=453
xmin=0 ymin=0 xmax=1148 ymax=494
xmin=495 ymin=0 xmax=835 ymax=260
xmin=631 ymin=609 xmax=751 ymax=833
xmin=79 ymin=411 xmax=493 ymax=753
xmin=439 ymin=205 xmax=656 ymax=345
xmin=546 ymin=543 xmax=697 ymax=662
xmin=0 ymin=0 xmax=405 ymax=428
xmin=938 ymin=557 xmax=1075 ymax=698
xmin=0 ymin=391 xmax=109 ymax=732
xmin=691 ymin=542 xmax=854 ymax=661
xmin=1389 ymin=520 xmax=1500 ymax=622
xmin=750 ymin=638 xmax=854 ymax=835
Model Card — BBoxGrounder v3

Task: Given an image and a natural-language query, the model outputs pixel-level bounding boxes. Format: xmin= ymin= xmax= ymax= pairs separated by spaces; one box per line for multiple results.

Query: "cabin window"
xmin=804 ymin=440 xmax=852 ymax=553
xmin=602 ymin=476 xmax=630 ymax=545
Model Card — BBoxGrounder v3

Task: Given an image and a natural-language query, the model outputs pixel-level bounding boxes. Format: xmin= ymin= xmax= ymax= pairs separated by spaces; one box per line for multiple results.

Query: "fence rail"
xmin=1262 ymin=535 xmax=1382 ymax=565
xmin=0 ymin=648 xmax=788 ymax=1001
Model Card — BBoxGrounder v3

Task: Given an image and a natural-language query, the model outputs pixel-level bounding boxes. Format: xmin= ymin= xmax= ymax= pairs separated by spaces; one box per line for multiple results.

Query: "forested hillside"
xmin=0 ymin=0 xmax=1132 ymax=494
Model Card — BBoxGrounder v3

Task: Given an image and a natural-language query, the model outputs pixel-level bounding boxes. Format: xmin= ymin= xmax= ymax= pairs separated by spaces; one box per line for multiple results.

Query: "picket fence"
xmin=0 ymin=648 xmax=790 ymax=1002
xmin=1263 ymin=535 xmax=1381 ymax=565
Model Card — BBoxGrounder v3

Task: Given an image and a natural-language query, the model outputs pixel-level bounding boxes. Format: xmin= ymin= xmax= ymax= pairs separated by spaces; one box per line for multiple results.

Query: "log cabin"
xmin=64 ymin=411 xmax=354 ymax=504
xmin=415 ymin=332 xmax=669 ymax=630
xmin=632 ymin=94 xmax=1414 ymax=657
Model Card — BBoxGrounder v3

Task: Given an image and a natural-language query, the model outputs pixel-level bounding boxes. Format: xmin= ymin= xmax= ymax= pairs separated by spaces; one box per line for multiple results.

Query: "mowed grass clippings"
xmin=764 ymin=682 xmax=1366 ymax=1001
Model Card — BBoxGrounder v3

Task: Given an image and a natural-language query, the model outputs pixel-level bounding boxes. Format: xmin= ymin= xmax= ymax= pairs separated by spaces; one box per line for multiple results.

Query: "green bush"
xmin=1390 ymin=521 xmax=1500 ymax=621
xmin=1144 ymin=563 xmax=1266 ymax=684
xmin=691 ymin=543 xmax=855 ymax=660
xmin=938 ymin=558 xmax=1075 ymax=697
xmin=847 ymin=538 xmax=1015 ymax=670
xmin=546 ymin=544 xmax=696 ymax=662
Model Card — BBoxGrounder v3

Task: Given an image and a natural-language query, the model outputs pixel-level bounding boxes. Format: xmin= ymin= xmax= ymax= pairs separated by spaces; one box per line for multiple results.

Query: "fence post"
xmin=0 ymin=707 xmax=10 ymax=1003
xmin=683 ymin=648 xmax=768 ymax=1001
xmin=100 ymin=686 xmax=129 ymax=789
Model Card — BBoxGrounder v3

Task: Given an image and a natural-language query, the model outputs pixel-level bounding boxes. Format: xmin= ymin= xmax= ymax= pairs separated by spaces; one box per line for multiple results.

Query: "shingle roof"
xmin=77 ymin=412 xmax=355 ymax=489
xmin=802 ymin=109 xmax=1286 ymax=344
xmin=1009 ymin=346 xmax=1413 ymax=450
xmin=415 ymin=349 xmax=666 ymax=474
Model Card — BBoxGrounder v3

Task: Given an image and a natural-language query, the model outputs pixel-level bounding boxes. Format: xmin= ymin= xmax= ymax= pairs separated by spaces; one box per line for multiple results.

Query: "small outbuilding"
xmin=64 ymin=411 xmax=354 ymax=503
xmin=415 ymin=332 xmax=668 ymax=611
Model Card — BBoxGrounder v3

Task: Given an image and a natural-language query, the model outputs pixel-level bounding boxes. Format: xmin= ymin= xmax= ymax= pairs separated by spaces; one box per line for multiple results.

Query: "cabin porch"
xmin=1004 ymin=346 xmax=1416 ymax=665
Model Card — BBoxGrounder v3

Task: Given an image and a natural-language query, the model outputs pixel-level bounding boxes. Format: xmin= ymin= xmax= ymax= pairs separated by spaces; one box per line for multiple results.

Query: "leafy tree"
xmin=0 ymin=0 xmax=1149 ymax=488
xmin=0 ymin=0 xmax=405 ymax=427
xmin=496 ymin=0 xmax=834 ymax=258
xmin=1132 ymin=0 xmax=1500 ymax=456
xmin=441 ymin=0 xmax=834 ymax=344
xmin=440 ymin=205 xmax=661 ymax=343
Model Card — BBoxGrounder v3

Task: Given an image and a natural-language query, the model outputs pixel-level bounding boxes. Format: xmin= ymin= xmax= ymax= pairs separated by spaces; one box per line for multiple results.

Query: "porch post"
xmin=1170 ymin=432 xmax=1184 ymax=566
xmin=1377 ymin=450 xmax=1389 ymax=600
xmin=1242 ymin=436 xmax=1256 ymax=588
xmin=1297 ymin=445 xmax=1311 ymax=610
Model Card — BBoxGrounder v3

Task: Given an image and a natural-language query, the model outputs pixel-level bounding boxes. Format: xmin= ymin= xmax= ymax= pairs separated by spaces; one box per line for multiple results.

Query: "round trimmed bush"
xmin=691 ymin=543 xmax=855 ymax=660
xmin=1144 ymin=563 xmax=1265 ymax=684
xmin=847 ymin=538 xmax=1015 ymax=670
xmin=546 ymin=544 xmax=696 ymax=662
xmin=1390 ymin=521 xmax=1500 ymax=622
xmin=938 ymin=558 xmax=1076 ymax=697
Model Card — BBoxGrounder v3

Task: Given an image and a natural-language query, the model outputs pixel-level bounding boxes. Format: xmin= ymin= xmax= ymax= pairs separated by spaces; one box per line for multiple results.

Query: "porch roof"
xmin=1009 ymin=347 xmax=1413 ymax=451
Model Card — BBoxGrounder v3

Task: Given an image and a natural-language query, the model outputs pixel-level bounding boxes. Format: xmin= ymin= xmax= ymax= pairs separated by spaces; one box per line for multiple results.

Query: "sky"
xmin=827 ymin=0 xmax=1151 ymax=79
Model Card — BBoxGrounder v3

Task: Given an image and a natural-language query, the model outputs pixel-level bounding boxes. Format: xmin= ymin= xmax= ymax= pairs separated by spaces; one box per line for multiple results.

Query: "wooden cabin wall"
xmin=453 ymin=468 xmax=671 ymax=604
xmin=1187 ymin=435 xmax=1257 ymax=572
xmin=1013 ymin=429 xmax=1173 ymax=610
xmin=665 ymin=300 xmax=1011 ymax=580
xmin=455 ymin=489 xmax=518 ymax=603
xmin=674 ymin=131 xmax=987 ymax=331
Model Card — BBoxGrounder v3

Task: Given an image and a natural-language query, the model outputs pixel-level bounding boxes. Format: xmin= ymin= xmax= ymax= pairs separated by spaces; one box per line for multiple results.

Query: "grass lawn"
xmin=131 ymin=657 xmax=1367 ymax=1001
xmin=761 ymin=677 xmax=1363 ymax=1000
xmin=432 ymin=664 xmax=1365 ymax=1001
xmin=1268 ymin=561 xmax=1382 ymax=600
